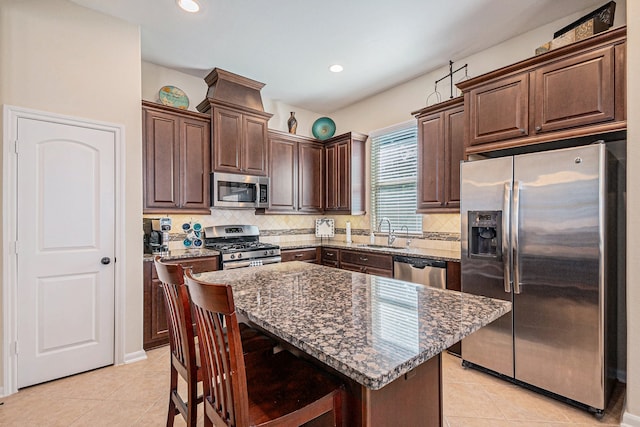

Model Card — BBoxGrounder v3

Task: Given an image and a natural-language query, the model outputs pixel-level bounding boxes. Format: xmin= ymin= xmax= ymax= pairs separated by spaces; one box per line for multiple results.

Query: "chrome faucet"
xmin=400 ymin=225 xmax=411 ymax=247
xmin=377 ymin=217 xmax=396 ymax=247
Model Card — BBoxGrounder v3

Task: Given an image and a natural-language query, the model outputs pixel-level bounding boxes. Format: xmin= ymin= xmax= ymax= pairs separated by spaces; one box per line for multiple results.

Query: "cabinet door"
xmin=213 ymin=107 xmax=243 ymax=173
xmin=143 ymin=262 xmax=169 ymax=350
xmin=444 ymin=105 xmax=465 ymax=209
xmin=417 ymin=112 xmax=445 ymax=211
xmin=532 ymin=46 xmax=615 ymax=134
xmin=144 ymin=109 xmax=179 ymax=210
xmin=321 ymin=248 xmax=340 ymax=268
xmin=269 ymin=135 xmax=297 ymax=212
xmin=298 ymin=141 xmax=323 ymax=213
xmin=336 ymin=142 xmax=350 ymax=211
xmin=243 ymin=115 xmax=268 ymax=175
xmin=468 ymin=73 xmax=529 ymax=145
xmin=325 ymin=144 xmax=338 ymax=210
xmin=180 ymin=117 xmax=210 ymax=210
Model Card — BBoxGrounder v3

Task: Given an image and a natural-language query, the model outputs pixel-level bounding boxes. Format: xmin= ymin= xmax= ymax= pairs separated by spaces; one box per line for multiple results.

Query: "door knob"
xmin=101 ymin=257 xmax=111 ymax=265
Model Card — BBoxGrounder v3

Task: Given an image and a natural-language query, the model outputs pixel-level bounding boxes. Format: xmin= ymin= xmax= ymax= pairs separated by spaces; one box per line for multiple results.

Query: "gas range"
xmin=203 ymin=225 xmax=281 ymax=269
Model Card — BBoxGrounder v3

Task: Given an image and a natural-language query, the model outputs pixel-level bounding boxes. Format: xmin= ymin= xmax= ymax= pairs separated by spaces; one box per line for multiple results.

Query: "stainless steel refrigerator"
xmin=460 ymin=141 xmax=625 ymax=414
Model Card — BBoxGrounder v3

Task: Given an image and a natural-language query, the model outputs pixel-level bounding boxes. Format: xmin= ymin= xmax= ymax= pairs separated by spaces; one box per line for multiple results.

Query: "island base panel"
xmin=346 ymin=354 xmax=442 ymax=427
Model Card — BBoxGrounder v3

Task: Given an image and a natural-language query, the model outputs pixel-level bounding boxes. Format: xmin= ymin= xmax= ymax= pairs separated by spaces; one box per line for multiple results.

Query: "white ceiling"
xmin=70 ymin=0 xmax=605 ymax=113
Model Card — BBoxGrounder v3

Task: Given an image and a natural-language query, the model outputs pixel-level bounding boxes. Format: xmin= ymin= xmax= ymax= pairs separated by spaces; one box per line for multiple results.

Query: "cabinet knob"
xmin=519 ymin=128 xmax=525 ymax=134
xmin=294 ymin=254 xmax=303 ymax=258
xmin=535 ymin=125 xmax=542 ymax=131
xmin=360 ymin=256 xmax=368 ymax=262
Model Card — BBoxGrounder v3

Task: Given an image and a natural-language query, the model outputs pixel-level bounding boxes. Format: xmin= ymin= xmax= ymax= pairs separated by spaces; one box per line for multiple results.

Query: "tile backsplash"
xmin=145 ymin=210 xmax=461 ymax=252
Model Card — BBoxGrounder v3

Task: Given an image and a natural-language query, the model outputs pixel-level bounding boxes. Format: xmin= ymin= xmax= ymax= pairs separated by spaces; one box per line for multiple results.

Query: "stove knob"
xmin=230 ymin=254 xmax=235 ymax=260
xmin=269 ymin=250 xmax=275 ymax=255
xmin=237 ymin=253 xmax=242 ymax=259
xmin=264 ymin=250 xmax=268 ymax=256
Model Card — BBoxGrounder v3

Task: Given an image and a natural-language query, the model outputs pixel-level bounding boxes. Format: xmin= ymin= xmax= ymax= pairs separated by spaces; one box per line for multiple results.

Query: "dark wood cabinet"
xmin=531 ymin=45 xmax=615 ymax=134
xmin=142 ymin=101 xmax=211 ymax=214
xmin=414 ymin=97 xmax=465 ymax=213
xmin=281 ymin=247 xmax=320 ymax=263
xmin=197 ymin=68 xmax=273 ymax=177
xmin=321 ymin=248 xmax=340 ymax=268
xmin=324 ymin=132 xmax=368 ymax=215
xmin=340 ymin=249 xmax=393 ymax=278
xmin=211 ymin=106 xmax=270 ymax=176
xmin=459 ymin=26 xmax=626 ymax=155
xmin=467 ymin=73 xmax=529 ymax=146
xmin=445 ymin=261 xmax=462 ymax=356
xmin=143 ymin=256 xmax=219 ymax=350
xmin=267 ymin=130 xmax=323 ymax=213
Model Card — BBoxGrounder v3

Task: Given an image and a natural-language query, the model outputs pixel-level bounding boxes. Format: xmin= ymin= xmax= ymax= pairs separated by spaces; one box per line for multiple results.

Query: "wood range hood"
xmin=196 ymin=68 xmax=272 ymax=118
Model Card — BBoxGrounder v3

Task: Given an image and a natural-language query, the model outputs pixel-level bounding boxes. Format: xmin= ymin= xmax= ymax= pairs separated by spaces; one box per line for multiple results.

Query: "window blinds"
xmin=370 ymin=124 xmax=422 ymax=233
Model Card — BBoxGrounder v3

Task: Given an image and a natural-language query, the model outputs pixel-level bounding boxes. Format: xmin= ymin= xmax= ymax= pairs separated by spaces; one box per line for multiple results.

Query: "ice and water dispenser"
xmin=468 ymin=211 xmax=502 ymax=260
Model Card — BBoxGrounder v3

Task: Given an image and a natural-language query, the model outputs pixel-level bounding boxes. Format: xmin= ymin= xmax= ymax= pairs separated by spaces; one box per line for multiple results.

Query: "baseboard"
xmin=622 ymin=410 xmax=640 ymax=427
xmin=123 ymin=350 xmax=147 ymax=364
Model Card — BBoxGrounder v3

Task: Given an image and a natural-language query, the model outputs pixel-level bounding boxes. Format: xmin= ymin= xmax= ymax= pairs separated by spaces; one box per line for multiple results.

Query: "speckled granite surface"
xmin=142 ymin=248 xmax=219 ymax=262
xmin=195 ymin=262 xmax=510 ymax=390
xmin=277 ymin=239 xmax=461 ymax=262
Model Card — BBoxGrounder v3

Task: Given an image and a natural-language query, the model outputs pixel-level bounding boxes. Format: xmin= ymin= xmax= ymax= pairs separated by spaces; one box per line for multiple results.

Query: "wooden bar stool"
xmin=154 ymin=257 xmax=275 ymax=427
xmin=184 ymin=269 xmax=345 ymax=427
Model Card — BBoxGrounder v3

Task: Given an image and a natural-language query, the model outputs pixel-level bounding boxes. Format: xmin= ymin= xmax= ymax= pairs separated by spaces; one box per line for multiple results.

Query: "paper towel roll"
xmin=346 ymin=221 xmax=352 ymax=243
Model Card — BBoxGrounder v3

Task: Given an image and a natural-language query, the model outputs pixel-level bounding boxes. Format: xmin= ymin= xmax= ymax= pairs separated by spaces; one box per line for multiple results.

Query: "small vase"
xmin=287 ymin=112 xmax=298 ymax=134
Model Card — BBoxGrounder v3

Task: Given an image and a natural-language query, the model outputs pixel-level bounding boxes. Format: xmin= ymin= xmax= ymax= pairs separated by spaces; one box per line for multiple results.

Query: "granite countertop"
xmin=277 ymin=239 xmax=461 ymax=262
xmin=143 ymin=248 xmax=220 ymax=262
xmin=195 ymin=262 xmax=510 ymax=390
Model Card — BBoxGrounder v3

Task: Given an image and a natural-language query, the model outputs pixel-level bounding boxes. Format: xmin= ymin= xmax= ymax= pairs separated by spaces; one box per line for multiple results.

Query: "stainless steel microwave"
xmin=210 ymin=172 xmax=269 ymax=209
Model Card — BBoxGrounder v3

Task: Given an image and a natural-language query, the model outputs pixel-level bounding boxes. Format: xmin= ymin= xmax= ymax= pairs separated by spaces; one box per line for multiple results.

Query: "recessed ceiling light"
xmin=329 ymin=64 xmax=344 ymax=73
xmin=177 ymin=0 xmax=200 ymax=13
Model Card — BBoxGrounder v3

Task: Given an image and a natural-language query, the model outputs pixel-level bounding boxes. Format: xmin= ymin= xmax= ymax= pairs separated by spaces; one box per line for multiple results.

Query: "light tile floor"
xmin=0 ymin=346 xmax=625 ymax=426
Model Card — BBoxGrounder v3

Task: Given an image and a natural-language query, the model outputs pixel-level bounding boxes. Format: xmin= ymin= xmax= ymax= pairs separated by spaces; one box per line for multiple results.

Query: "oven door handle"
xmin=223 ymin=256 xmax=282 ymax=270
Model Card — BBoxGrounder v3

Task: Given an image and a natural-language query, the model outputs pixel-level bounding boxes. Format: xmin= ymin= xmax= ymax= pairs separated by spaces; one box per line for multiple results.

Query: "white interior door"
xmin=16 ymin=117 xmax=115 ymax=388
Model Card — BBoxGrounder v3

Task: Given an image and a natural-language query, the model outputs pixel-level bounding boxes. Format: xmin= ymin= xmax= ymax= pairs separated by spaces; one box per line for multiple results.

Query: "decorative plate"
xmin=159 ymin=85 xmax=189 ymax=110
xmin=312 ymin=117 xmax=336 ymax=140
xmin=315 ymin=218 xmax=335 ymax=237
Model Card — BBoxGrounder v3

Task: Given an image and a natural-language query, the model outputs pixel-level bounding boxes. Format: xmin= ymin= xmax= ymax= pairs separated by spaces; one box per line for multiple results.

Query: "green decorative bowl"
xmin=312 ymin=117 xmax=336 ymax=140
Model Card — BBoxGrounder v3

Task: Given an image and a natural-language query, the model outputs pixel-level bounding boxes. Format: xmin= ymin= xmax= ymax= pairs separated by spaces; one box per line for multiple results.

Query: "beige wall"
xmin=624 ymin=1 xmax=639 ymax=424
xmin=0 ymin=0 xmax=144 ymax=381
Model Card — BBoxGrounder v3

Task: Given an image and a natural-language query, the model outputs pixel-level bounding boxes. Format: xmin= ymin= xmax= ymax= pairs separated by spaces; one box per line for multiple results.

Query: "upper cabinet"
xmin=459 ymin=27 xmax=626 ymax=155
xmin=142 ymin=101 xmax=211 ymax=214
xmin=267 ymin=130 xmax=324 ymax=214
xmin=413 ymin=97 xmax=464 ymax=213
xmin=324 ymin=132 xmax=368 ymax=215
xmin=197 ymin=68 xmax=273 ymax=176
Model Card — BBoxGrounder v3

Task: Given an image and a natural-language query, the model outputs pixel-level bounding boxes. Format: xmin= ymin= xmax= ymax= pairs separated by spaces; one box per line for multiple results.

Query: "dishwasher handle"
xmin=393 ymin=255 xmax=446 ymax=269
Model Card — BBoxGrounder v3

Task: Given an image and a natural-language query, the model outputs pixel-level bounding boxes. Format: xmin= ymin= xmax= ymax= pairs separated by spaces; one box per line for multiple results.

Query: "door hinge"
xmin=13 ymin=341 xmax=18 ymax=356
xmin=13 ymin=241 xmax=18 ymax=254
xmin=14 ymin=140 xmax=18 ymax=154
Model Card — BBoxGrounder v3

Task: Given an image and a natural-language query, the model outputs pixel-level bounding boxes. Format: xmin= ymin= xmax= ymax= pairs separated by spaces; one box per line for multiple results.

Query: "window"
xmin=370 ymin=121 xmax=422 ymax=233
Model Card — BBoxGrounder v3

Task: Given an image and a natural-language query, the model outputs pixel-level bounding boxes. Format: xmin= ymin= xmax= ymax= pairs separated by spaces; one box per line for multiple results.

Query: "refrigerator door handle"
xmin=512 ymin=180 xmax=521 ymax=294
xmin=502 ymin=182 xmax=512 ymax=293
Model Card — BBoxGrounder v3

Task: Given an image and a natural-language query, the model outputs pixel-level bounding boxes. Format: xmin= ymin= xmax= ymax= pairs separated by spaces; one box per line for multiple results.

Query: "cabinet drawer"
xmin=340 ymin=250 xmax=393 ymax=270
xmin=321 ymin=248 xmax=340 ymax=268
xmin=281 ymin=247 xmax=320 ymax=263
xmin=159 ymin=256 xmax=219 ymax=274
xmin=340 ymin=261 xmax=393 ymax=278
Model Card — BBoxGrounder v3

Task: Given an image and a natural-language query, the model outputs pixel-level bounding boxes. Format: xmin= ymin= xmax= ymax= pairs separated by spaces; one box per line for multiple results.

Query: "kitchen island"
xmin=196 ymin=262 xmax=510 ymax=426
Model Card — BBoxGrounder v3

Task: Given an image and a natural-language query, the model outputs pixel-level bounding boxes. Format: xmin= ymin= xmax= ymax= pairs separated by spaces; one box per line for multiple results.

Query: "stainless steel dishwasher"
xmin=393 ymin=255 xmax=446 ymax=288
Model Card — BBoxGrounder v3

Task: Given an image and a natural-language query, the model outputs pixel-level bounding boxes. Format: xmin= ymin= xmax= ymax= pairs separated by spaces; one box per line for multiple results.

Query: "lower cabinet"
xmin=446 ymin=261 xmax=462 ymax=356
xmin=321 ymin=248 xmax=340 ymax=268
xmin=143 ymin=256 xmax=219 ymax=350
xmin=340 ymin=249 xmax=393 ymax=278
xmin=280 ymin=247 xmax=320 ymax=263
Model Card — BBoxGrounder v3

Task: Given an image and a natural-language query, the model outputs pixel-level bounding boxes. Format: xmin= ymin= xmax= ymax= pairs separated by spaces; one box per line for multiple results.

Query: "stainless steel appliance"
xmin=460 ymin=141 xmax=625 ymax=415
xmin=204 ymin=224 xmax=281 ymax=269
xmin=393 ymin=256 xmax=446 ymax=289
xmin=211 ymin=172 xmax=269 ymax=209
xmin=143 ymin=218 xmax=165 ymax=254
